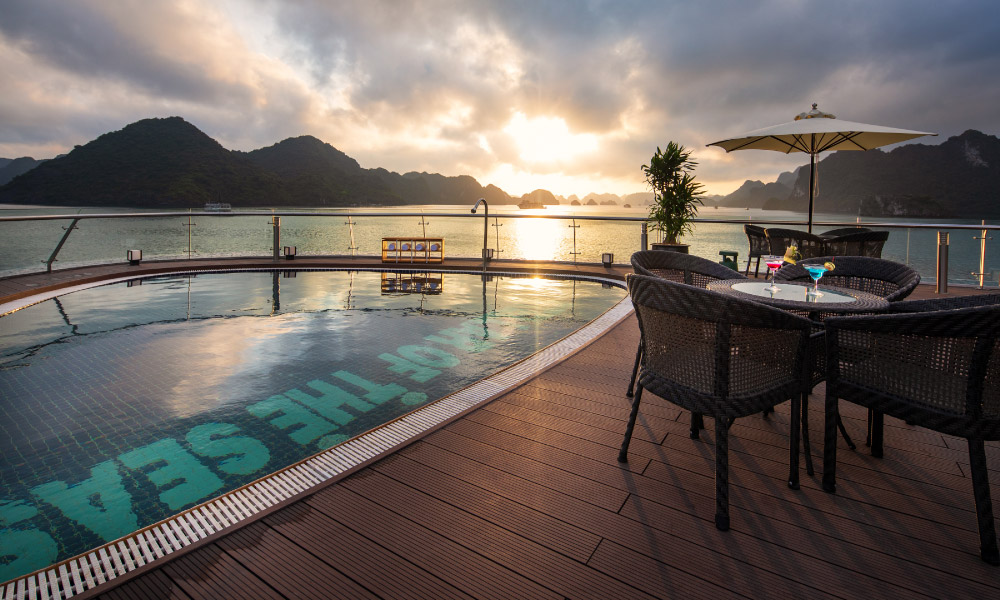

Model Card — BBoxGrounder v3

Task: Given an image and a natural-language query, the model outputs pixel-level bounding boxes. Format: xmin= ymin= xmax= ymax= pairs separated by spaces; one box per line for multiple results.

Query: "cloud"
xmin=1 ymin=0 xmax=999 ymax=196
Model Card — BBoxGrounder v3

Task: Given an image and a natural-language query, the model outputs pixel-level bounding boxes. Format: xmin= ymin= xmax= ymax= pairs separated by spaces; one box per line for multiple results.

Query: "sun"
xmin=503 ymin=112 xmax=598 ymax=163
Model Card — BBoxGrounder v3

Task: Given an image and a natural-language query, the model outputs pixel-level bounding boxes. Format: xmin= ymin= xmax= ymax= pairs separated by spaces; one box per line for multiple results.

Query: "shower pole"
xmin=471 ymin=198 xmax=489 ymax=272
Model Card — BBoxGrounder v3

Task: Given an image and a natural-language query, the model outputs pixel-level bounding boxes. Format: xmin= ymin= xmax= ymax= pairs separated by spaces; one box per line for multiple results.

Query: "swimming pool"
xmin=0 ymin=269 xmax=625 ymax=582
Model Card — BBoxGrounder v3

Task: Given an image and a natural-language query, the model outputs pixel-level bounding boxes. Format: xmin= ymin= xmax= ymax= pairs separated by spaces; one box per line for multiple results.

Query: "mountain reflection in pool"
xmin=0 ymin=270 xmax=624 ymax=580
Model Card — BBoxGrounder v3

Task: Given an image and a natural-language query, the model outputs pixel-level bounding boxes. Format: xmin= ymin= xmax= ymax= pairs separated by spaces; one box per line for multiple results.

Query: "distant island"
xmin=0 ymin=117 xmax=512 ymax=209
xmin=1 ymin=117 xmax=997 ymax=219
xmin=517 ymin=189 xmax=558 ymax=208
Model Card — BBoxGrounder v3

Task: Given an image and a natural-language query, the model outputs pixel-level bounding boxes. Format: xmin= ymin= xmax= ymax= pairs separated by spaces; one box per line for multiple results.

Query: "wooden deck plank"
xmin=503 ymin=380 xmax=986 ymax=513
xmin=485 ymin=396 xmax=993 ymax=534
xmin=265 ymin=503 xmax=476 ymax=600
xmin=339 ymin=468 xmax=662 ymax=600
xmin=400 ymin=425 xmax=963 ymax=599
xmin=372 ymin=453 xmax=603 ymax=563
xmin=161 ymin=543 xmax=281 ymax=600
xmin=587 ymin=539 xmax=757 ymax=600
xmin=420 ymin=428 xmax=630 ymax=512
xmin=397 ymin=441 xmax=840 ymax=599
xmin=307 ymin=484 xmax=561 ymax=600
xmin=216 ymin=522 xmax=379 ymax=600
xmin=619 ymin=490 xmax=1000 ymax=594
xmin=98 ymin=569 xmax=191 ymax=600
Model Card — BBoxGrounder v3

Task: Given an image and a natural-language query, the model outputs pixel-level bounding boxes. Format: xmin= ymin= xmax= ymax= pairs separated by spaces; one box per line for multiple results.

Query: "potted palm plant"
xmin=643 ymin=142 xmax=704 ymax=253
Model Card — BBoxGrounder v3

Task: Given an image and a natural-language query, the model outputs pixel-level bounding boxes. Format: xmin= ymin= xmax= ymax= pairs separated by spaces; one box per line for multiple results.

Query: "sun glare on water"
xmin=512 ymin=217 xmax=562 ymax=261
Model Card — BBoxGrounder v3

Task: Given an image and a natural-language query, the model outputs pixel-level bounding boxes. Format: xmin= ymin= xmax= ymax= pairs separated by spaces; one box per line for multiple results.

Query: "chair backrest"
xmin=774 ymin=256 xmax=920 ymax=301
xmin=764 ymin=228 xmax=827 ymax=259
xmin=886 ymin=292 xmax=1000 ymax=313
xmin=744 ymin=224 xmax=769 ymax=259
xmin=822 ymin=230 xmax=889 ymax=258
xmin=627 ymin=274 xmax=811 ymax=413
xmin=630 ymin=250 xmax=746 ymax=288
xmin=826 ymin=304 xmax=1000 ymax=435
xmin=819 ymin=227 xmax=871 ymax=238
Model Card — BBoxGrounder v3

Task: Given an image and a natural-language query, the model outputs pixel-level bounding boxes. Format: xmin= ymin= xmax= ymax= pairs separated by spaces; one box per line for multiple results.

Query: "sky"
xmin=1 ymin=0 xmax=999 ymax=198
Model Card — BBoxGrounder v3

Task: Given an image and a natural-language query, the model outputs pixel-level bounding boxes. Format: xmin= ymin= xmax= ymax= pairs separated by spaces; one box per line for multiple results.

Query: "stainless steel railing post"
xmin=45 ymin=218 xmax=80 ymax=273
xmin=569 ymin=219 xmax=580 ymax=263
xmin=936 ymin=231 xmax=949 ymax=294
xmin=640 ymin=222 xmax=648 ymax=251
xmin=972 ymin=220 xmax=991 ymax=289
xmin=271 ymin=215 xmax=281 ymax=261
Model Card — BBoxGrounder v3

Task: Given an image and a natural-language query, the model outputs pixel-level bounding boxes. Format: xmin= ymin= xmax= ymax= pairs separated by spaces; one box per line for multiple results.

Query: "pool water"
xmin=0 ymin=269 xmax=625 ymax=581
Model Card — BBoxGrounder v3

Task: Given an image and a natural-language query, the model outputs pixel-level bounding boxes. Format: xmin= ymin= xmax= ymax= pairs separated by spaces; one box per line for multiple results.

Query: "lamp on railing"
xmin=127 ymin=249 xmax=142 ymax=266
xmin=602 ymin=253 xmax=614 ymax=267
xmin=283 ymin=246 xmax=296 ymax=260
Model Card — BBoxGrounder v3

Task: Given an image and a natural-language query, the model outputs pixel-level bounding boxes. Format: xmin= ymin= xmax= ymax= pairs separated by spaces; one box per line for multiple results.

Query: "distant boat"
xmin=204 ymin=202 xmax=232 ymax=212
xmin=517 ymin=199 xmax=545 ymax=209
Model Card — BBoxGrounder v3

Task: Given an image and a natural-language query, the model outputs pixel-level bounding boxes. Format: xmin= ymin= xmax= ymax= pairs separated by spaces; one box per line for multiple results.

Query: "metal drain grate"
xmin=1 ymin=272 xmax=631 ymax=600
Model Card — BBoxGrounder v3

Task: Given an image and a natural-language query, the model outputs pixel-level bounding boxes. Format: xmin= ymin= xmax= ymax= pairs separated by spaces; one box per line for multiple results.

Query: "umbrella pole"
xmin=807 ymin=153 xmax=816 ymax=233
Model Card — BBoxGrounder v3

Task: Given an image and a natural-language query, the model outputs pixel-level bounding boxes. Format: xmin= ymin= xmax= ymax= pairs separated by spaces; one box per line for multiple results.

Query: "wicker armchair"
xmin=821 ymin=230 xmax=889 ymax=258
xmin=774 ymin=256 xmax=920 ymax=303
xmin=627 ymin=251 xmax=747 ymax=399
xmin=884 ymin=292 xmax=1000 ymax=313
xmin=819 ymin=227 xmax=871 ymax=238
xmin=776 ymin=256 xmax=921 ymax=450
xmin=744 ymin=224 xmax=769 ymax=276
xmin=822 ymin=301 xmax=1000 ymax=564
xmin=764 ymin=228 xmax=827 ymax=259
xmin=621 ymin=274 xmax=813 ymax=530
xmin=631 ymin=250 xmax=746 ymax=285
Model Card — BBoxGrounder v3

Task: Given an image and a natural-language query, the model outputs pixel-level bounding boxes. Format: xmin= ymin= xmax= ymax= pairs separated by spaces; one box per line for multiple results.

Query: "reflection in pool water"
xmin=0 ymin=269 xmax=624 ymax=580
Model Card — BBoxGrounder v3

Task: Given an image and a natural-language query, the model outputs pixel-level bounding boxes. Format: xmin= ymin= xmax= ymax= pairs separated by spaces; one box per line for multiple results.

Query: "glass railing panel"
xmin=1 ymin=209 xmax=996 ymax=287
xmin=0 ymin=217 xmax=69 ymax=275
xmin=186 ymin=213 xmax=273 ymax=259
xmin=54 ymin=213 xmax=187 ymax=268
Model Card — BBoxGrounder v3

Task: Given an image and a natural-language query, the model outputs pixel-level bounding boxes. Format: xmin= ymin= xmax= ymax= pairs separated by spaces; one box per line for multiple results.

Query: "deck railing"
xmin=0 ymin=210 xmax=997 ymax=288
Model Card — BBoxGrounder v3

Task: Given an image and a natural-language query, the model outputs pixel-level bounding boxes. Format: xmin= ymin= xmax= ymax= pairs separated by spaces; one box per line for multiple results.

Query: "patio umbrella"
xmin=708 ymin=104 xmax=936 ymax=232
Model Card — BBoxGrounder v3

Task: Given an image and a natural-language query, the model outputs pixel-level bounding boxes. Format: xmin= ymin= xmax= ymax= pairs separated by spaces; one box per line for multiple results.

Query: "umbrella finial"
xmin=796 ymin=103 xmax=836 ymax=121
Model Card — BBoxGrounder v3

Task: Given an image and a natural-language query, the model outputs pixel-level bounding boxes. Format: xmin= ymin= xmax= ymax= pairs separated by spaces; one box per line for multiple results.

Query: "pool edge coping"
xmin=2 ymin=267 xmax=634 ymax=600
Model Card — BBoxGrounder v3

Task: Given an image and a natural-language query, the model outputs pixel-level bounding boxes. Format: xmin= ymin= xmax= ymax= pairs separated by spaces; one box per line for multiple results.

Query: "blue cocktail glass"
xmin=803 ymin=264 xmax=828 ymax=296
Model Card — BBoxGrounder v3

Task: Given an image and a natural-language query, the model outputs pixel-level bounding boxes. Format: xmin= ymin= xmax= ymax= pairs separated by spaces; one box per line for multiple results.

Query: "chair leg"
xmin=822 ymin=392 xmax=839 ymax=493
xmin=870 ymin=411 xmax=884 ymax=458
xmin=626 ymin=343 xmax=642 ymax=397
xmin=618 ymin=385 xmax=643 ymax=462
xmin=690 ymin=412 xmax=704 ymax=439
xmin=799 ymin=392 xmax=814 ymax=476
xmin=865 ymin=408 xmax=872 ymax=447
xmin=968 ymin=439 xmax=999 ymax=565
xmin=788 ymin=395 xmax=800 ymax=490
xmin=715 ymin=416 xmax=732 ymax=531
xmin=754 ymin=256 xmax=761 ymax=277
xmin=837 ymin=416 xmax=856 ymax=450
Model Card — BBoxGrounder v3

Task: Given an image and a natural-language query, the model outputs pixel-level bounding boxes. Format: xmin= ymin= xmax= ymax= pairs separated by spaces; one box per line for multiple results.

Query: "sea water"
xmin=0 ymin=204 xmax=997 ymax=286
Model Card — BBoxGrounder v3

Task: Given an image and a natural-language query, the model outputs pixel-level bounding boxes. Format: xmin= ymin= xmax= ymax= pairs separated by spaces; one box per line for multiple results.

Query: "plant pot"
xmin=651 ymin=242 xmax=690 ymax=253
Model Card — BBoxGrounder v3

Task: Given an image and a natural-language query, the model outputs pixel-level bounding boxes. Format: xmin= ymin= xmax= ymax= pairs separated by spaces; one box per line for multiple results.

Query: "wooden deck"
xmin=3 ymin=259 xmax=999 ymax=599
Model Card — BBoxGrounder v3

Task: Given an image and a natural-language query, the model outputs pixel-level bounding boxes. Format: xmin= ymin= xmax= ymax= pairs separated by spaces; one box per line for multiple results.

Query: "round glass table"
xmin=706 ymin=279 xmax=889 ymax=315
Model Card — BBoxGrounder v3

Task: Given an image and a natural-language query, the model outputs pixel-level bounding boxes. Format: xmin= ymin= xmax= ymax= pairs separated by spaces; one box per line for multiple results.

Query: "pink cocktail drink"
xmin=764 ymin=258 xmax=783 ymax=292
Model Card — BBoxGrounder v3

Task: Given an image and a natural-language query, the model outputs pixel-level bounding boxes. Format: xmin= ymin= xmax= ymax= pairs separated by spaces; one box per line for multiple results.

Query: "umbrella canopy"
xmin=708 ymin=104 xmax=936 ymax=232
